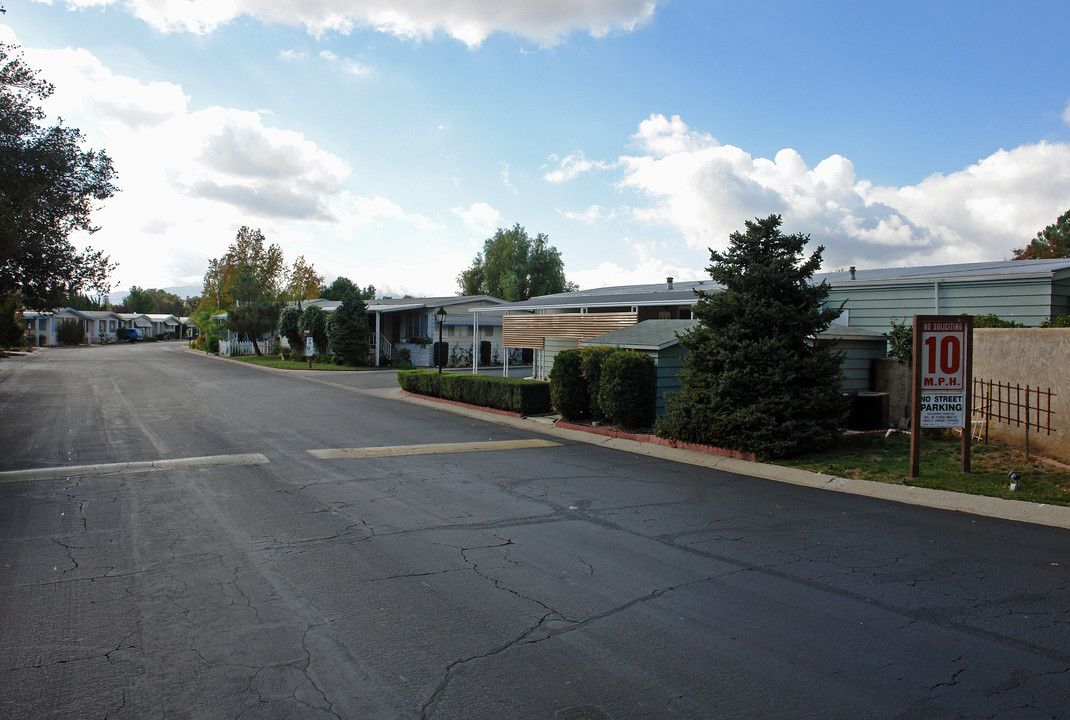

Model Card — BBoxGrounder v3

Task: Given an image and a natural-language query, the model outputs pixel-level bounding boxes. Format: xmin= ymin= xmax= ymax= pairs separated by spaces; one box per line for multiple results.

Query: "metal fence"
xmin=972 ymin=378 xmax=1056 ymax=451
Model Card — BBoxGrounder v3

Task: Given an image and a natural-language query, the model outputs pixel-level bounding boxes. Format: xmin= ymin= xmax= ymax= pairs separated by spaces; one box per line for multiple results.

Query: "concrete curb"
xmin=395 ymin=389 xmax=1070 ymax=531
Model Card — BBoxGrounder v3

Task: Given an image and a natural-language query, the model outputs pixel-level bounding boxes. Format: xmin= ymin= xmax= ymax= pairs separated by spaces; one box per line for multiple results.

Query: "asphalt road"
xmin=1 ymin=343 xmax=1068 ymax=719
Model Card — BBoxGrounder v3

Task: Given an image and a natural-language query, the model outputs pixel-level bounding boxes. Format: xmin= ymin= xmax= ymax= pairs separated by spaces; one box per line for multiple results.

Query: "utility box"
xmin=846 ymin=391 xmax=890 ymax=431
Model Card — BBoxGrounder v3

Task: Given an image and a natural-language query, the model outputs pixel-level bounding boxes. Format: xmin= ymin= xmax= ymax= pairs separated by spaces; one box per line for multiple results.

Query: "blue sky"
xmin=5 ymin=1 xmax=1070 ymax=299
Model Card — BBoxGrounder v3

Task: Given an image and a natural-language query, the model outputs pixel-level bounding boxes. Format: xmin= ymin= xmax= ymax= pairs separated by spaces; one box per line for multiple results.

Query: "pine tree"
xmin=656 ymin=215 xmax=847 ymax=457
xmin=326 ymin=293 xmax=369 ymax=365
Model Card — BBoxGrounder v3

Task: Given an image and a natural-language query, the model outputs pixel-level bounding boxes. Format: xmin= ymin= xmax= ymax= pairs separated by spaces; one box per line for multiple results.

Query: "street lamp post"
xmin=435 ymin=306 xmax=447 ymax=374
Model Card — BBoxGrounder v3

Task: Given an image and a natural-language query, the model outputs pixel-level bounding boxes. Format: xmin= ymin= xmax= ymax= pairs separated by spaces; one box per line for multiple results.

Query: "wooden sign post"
xmin=910 ymin=315 xmax=974 ymax=477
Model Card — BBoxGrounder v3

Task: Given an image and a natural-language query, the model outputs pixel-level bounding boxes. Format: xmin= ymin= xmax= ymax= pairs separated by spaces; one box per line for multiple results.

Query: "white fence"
xmin=218 ymin=339 xmax=258 ymax=357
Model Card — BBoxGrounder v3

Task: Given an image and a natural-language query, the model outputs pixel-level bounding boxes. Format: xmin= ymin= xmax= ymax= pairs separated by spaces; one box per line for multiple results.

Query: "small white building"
xmin=116 ymin=313 xmax=153 ymax=338
xmin=145 ymin=313 xmax=180 ymax=338
xmin=24 ymin=308 xmax=125 ymax=346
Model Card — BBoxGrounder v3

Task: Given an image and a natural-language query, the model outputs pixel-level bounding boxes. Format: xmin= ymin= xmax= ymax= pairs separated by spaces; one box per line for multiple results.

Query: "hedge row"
xmin=549 ymin=347 xmax=656 ymax=429
xmin=397 ymin=369 xmax=552 ymax=416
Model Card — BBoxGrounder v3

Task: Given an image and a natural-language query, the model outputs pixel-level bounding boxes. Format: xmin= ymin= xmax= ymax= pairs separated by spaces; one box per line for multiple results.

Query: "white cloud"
xmin=543 ymin=151 xmax=609 ymax=183
xmin=1063 ymin=99 xmax=1070 ymax=127
xmin=331 ymin=193 xmax=436 ymax=230
xmin=318 ymin=49 xmax=372 ymax=75
xmin=453 ymin=202 xmax=501 ymax=235
xmin=616 ymin=113 xmax=1070 ymax=270
xmin=567 ymin=239 xmax=705 ymax=291
xmin=340 ymin=58 xmax=372 ymax=75
xmin=500 ymin=162 xmax=518 ymax=195
xmin=11 ymin=35 xmax=430 ymax=293
xmin=561 ymin=205 xmax=616 ymax=223
xmin=34 ymin=46 xmax=188 ymax=131
xmin=49 ymin=0 xmax=662 ymax=46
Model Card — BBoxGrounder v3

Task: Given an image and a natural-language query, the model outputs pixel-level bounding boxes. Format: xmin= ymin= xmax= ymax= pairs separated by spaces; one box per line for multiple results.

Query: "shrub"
xmin=885 ymin=317 xmax=913 ymax=364
xmin=598 ymin=350 xmax=656 ymax=428
xmin=1 ymin=293 xmax=24 ymax=347
xmin=56 ymin=319 xmax=84 ymax=346
xmin=971 ymin=313 xmax=1023 ymax=328
xmin=326 ymin=293 xmax=370 ymax=366
xmin=549 ymin=348 xmax=589 ymax=420
xmin=448 ymin=344 xmax=473 ymax=367
xmin=298 ymin=305 xmax=328 ymax=355
xmin=579 ymin=346 xmax=618 ymax=419
xmin=1039 ymin=314 xmax=1070 ymax=328
xmin=278 ymin=306 xmax=302 ymax=351
xmin=398 ymin=347 xmax=412 ymax=363
xmin=398 ymin=369 xmax=551 ymax=415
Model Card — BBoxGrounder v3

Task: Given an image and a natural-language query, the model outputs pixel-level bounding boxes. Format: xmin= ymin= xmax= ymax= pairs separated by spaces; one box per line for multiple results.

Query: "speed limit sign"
xmin=918 ymin=318 xmax=966 ymax=426
xmin=911 ymin=315 xmax=973 ymax=476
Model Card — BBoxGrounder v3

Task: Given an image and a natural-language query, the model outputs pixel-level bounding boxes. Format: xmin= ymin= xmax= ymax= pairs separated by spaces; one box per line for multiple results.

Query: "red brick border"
xmin=402 ymin=390 xmax=756 ymax=461
xmin=553 ymin=420 xmax=756 ymax=461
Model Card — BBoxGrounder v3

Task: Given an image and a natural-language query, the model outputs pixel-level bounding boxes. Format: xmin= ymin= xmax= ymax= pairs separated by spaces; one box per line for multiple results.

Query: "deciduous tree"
xmin=1013 ymin=209 xmax=1070 ymax=259
xmin=457 ymin=224 xmax=576 ymax=301
xmin=202 ymin=227 xmax=284 ymax=309
xmin=284 ymin=255 xmax=324 ymax=306
xmin=0 ymin=44 xmax=118 ymax=309
xmin=124 ymin=286 xmax=155 ymax=313
xmin=320 ymin=276 xmax=375 ymax=301
xmin=298 ymin=305 xmax=328 ymax=355
xmin=0 ymin=291 xmax=23 ymax=347
xmin=225 ymin=266 xmax=280 ymax=356
xmin=277 ymin=305 xmax=302 ymax=353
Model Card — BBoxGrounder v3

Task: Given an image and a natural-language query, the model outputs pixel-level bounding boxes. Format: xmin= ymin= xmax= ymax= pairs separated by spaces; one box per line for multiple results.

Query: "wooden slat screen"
xmin=502 ymin=312 xmax=638 ymax=349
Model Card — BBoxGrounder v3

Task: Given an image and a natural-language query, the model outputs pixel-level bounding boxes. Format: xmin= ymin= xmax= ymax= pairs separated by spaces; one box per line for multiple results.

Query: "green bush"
xmin=598 ymin=350 xmax=656 ymax=428
xmin=277 ymin=306 xmax=302 ymax=351
xmin=0 ymin=293 xmax=24 ymax=347
xmin=398 ymin=369 xmax=551 ymax=416
xmin=1040 ymin=314 xmax=1070 ymax=328
xmin=971 ymin=313 xmax=1023 ymax=328
xmin=56 ymin=319 xmax=84 ymax=346
xmin=326 ymin=293 xmax=370 ymax=366
xmin=549 ymin=348 xmax=589 ymax=420
xmin=298 ymin=305 xmax=328 ymax=354
xmin=579 ymin=346 xmax=618 ymax=419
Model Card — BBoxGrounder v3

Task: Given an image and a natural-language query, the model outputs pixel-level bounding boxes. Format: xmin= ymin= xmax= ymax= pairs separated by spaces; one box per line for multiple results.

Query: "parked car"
xmin=116 ymin=327 xmax=141 ymax=343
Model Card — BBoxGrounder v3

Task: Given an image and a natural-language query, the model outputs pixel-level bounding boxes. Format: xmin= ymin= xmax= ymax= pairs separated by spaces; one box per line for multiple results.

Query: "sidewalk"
xmin=0 ymin=348 xmax=41 ymax=385
xmin=394 ymin=388 xmax=1070 ymax=531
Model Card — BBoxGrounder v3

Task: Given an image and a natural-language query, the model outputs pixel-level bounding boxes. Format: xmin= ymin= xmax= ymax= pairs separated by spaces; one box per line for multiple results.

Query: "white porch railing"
xmin=379 ymin=333 xmax=393 ymax=359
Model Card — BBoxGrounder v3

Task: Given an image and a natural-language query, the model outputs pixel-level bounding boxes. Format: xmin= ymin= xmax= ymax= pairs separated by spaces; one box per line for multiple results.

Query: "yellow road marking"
xmin=0 ymin=453 xmax=270 ymax=483
xmin=308 ymin=438 xmax=560 ymax=459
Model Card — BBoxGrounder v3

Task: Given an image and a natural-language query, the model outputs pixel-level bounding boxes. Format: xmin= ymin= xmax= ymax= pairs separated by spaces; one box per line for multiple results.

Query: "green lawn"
xmin=230 ymin=354 xmax=382 ymax=371
xmin=773 ymin=431 xmax=1070 ymax=507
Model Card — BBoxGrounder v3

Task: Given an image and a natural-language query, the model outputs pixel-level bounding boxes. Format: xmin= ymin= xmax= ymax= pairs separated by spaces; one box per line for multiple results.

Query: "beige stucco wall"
xmin=870 ymin=330 xmax=1070 ymax=461
xmin=972 ymin=328 xmax=1070 ymax=461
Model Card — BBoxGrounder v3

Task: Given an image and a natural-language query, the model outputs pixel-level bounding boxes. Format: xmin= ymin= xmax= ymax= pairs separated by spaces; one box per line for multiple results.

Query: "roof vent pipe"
xmin=666 ymin=277 xmax=674 ymax=290
xmin=849 ymin=266 xmax=856 ymax=280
